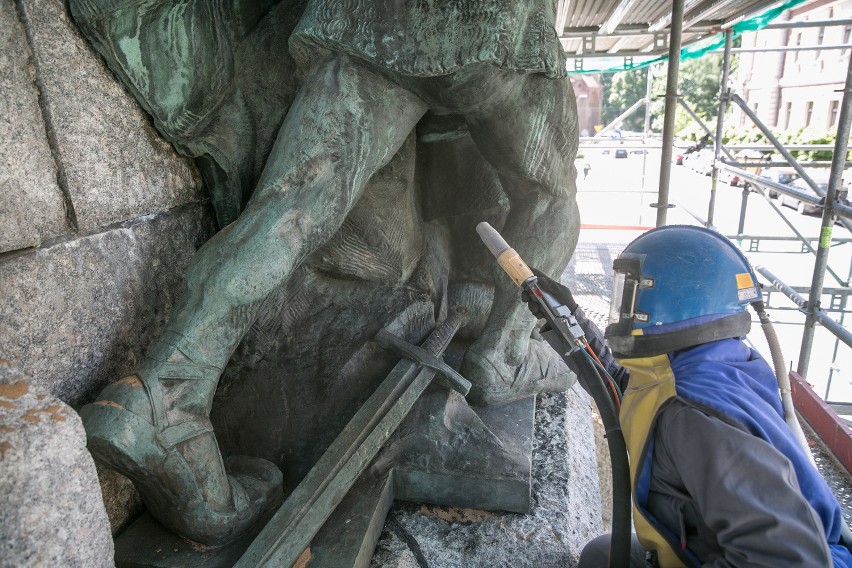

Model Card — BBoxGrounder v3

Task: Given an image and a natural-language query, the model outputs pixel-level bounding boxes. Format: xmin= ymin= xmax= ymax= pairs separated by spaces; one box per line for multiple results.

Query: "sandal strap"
xmin=157 ymin=419 xmax=215 ymax=448
xmin=139 ymin=360 xmax=220 ymax=435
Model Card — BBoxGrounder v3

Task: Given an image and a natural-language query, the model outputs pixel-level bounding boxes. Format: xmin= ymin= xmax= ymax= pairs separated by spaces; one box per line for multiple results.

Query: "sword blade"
xmin=237 ymin=307 xmax=469 ymax=568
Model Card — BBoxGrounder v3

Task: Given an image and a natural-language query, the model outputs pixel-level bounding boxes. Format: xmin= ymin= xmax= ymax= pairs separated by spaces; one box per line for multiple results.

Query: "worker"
xmin=529 ymin=225 xmax=852 ymax=567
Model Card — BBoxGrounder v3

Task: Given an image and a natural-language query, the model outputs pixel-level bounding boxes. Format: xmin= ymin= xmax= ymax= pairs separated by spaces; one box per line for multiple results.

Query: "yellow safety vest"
xmin=618 ymin=354 xmax=691 ymax=568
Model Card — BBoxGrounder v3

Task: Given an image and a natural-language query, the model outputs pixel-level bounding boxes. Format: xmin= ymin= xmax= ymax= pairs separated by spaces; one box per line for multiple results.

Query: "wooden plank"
xmin=790 ymin=371 xmax=852 ymax=474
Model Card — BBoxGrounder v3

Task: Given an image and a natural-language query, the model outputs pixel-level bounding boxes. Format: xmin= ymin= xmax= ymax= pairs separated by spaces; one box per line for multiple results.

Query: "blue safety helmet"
xmin=604 ymin=225 xmax=762 ymax=359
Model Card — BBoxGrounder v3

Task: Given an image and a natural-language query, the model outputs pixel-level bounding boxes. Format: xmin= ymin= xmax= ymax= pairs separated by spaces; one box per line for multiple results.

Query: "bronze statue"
xmin=72 ymin=0 xmax=580 ymax=545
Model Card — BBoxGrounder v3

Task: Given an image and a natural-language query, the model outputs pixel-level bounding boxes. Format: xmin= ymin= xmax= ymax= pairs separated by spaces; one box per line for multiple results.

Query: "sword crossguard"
xmin=375 ymin=328 xmax=472 ymax=396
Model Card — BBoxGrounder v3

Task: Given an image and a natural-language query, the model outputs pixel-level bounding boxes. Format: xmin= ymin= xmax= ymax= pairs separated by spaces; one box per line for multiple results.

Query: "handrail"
xmin=754 ymin=265 xmax=808 ymax=308
xmin=754 ymin=265 xmax=852 ymax=351
xmin=718 ymin=163 xmax=852 ymax=219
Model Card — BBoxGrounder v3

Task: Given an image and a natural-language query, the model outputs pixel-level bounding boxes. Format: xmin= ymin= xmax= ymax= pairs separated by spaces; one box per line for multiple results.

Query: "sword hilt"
xmin=421 ymin=305 xmax=470 ymax=355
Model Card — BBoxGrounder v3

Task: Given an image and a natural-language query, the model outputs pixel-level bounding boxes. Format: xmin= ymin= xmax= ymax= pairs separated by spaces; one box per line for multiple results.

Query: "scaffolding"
xmin=567 ymin=3 xmax=852 ymax=471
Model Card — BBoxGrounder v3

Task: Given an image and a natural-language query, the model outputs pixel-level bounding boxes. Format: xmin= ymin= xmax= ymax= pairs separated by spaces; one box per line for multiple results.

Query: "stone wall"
xmin=0 ymin=0 xmax=215 ymax=548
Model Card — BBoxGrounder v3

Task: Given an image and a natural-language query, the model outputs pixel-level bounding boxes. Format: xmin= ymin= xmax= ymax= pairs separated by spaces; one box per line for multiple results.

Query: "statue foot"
xmin=462 ymin=336 xmax=575 ymax=406
xmin=80 ymin=373 xmax=282 ymax=545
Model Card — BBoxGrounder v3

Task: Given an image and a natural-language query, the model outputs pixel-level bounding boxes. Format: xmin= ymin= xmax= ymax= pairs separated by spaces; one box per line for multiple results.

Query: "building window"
xmin=845 ymin=25 xmax=852 ymax=44
xmin=806 ymin=101 xmax=814 ymax=126
xmin=785 ymin=101 xmax=792 ymax=130
xmin=794 ymin=32 xmax=802 ymax=63
xmin=829 ymin=100 xmax=840 ymax=128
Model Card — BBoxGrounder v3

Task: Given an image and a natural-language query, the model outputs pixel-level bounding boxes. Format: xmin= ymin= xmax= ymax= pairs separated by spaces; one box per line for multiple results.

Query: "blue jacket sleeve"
xmin=650 ymin=402 xmax=832 ymax=567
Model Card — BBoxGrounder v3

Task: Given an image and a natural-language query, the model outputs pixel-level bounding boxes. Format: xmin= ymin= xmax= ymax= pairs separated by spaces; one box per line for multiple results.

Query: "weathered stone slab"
xmin=0 ymin=203 xmax=216 ymax=406
xmin=0 ymin=0 xmax=69 ymax=252
xmin=113 ymin=512 xmax=262 ymax=568
xmin=370 ymin=387 xmax=603 ymax=567
xmin=15 ymin=0 xmax=204 ymax=233
xmin=0 ymin=361 xmax=113 ymax=567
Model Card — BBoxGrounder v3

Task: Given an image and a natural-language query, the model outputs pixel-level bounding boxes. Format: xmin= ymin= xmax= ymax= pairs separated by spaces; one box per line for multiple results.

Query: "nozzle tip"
xmin=476 ymin=222 xmax=510 ymax=258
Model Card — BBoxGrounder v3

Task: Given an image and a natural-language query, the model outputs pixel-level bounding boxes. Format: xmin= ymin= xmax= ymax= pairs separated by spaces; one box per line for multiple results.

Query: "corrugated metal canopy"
xmin=557 ymin=0 xmax=788 ymax=57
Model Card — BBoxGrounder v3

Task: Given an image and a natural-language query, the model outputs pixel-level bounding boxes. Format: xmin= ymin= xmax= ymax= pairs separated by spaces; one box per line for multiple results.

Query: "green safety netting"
xmin=569 ymin=0 xmax=808 ymax=75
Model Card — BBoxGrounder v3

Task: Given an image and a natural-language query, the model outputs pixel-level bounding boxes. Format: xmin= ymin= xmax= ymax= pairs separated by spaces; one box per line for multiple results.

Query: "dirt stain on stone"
xmin=551 ymin=527 xmax=563 ymax=542
xmin=418 ymin=505 xmax=497 ymax=524
xmin=0 ymin=425 xmax=14 ymax=433
xmin=185 ymin=539 xmax=216 ymax=553
xmin=292 ymin=547 xmax=312 ymax=568
xmin=0 ymin=381 xmax=29 ymax=400
xmin=95 ymin=400 xmax=127 ymax=411
xmin=0 ymin=401 xmax=14 ymax=410
xmin=47 ymin=405 xmax=66 ymax=422
xmin=0 ymin=441 xmax=10 ymax=458
xmin=22 ymin=405 xmax=66 ymax=424
xmin=116 ymin=375 xmax=144 ymax=388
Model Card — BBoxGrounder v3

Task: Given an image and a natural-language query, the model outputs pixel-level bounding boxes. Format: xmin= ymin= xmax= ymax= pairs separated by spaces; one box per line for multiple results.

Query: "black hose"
xmin=569 ymin=349 xmax=632 ymax=568
xmin=471 ymin=222 xmax=632 ymax=563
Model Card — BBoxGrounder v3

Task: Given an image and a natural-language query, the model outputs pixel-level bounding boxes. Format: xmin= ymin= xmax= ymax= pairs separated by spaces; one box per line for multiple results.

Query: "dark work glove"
xmin=522 ymin=268 xmax=579 ymax=319
xmin=523 ymin=268 xmax=629 ymax=390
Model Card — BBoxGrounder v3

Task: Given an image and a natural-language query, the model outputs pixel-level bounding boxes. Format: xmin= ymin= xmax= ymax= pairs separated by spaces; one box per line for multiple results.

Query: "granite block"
xmin=0 ymin=361 xmax=114 ymax=567
xmin=0 ymin=0 xmax=69 ymax=253
xmin=16 ymin=0 xmax=204 ymax=233
xmin=0 ymin=203 xmax=216 ymax=406
xmin=369 ymin=387 xmax=603 ymax=567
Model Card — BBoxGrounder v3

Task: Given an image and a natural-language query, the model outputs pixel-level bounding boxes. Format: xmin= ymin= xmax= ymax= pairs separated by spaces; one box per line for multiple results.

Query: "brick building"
xmin=736 ymin=0 xmax=851 ymax=132
xmin=571 ymin=74 xmax=603 ymax=136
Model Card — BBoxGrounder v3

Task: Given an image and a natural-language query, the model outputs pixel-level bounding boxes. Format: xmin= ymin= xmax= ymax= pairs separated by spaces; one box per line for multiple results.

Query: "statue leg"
xmin=458 ymin=71 xmax=581 ymax=405
xmin=81 ymin=55 xmax=428 ymax=544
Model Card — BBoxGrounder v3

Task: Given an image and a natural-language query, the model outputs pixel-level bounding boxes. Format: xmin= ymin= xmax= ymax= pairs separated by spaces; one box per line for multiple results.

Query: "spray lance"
xmin=476 ymin=222 xmax=632 ymax=568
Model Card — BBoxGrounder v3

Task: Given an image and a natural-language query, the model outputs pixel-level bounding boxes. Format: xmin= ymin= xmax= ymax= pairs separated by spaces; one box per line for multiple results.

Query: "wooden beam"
xmin=790 ymin=371 xmax=852 ymax=474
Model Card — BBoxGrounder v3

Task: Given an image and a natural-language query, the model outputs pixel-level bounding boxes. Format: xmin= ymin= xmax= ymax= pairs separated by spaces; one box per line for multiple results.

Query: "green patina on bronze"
xmin=70 ymin=0 xmax=581 ymax=548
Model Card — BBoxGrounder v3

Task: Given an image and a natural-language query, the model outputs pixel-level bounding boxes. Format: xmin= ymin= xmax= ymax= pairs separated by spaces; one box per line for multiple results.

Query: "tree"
xmin=603 ymin=67 xmax=648 ymax=131
xmin=601 ymin=54 xmax=731 ymax=136
xmin=679 ymin=56 xmax=724 ymax=119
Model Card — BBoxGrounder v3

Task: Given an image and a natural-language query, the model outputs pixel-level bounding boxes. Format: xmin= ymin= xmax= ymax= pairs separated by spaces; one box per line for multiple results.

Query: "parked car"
xmin=685 ymin=148 xmax=714 ymax=176
xmin=614 ymin=149 xmax=628 ymax=159
xmin=716 ymin=156 xmax=742 ymax=187
xmin=733 ymin=151 xmax=769 ymax=192
xmin=775 ymin=177 xmax=849 ymax=215
xmin=763 ymin=170 xmax=798 ymax=199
